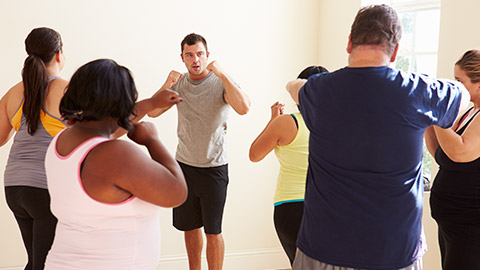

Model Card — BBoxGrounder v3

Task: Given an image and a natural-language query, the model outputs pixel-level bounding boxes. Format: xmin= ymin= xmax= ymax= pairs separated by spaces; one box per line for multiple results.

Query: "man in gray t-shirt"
xmin=149 ymin=33 xmax=250 ymax=270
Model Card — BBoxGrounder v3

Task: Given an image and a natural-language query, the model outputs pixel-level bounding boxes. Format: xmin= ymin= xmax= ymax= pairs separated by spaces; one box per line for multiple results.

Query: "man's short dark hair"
xmin=60 ymin=59 xmax=138 ymax=131
xmin=181 ymin=33 xmax=208 ymax=53
xmin=350 ymin=4 xmax=402 ymax=56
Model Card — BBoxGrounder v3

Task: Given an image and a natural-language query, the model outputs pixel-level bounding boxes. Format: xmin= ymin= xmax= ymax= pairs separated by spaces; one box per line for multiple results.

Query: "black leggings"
xmin=5 ymin=186 xmax=57 ymax=270
xmin=437 ymin=222 xmax=480 ymax=270
xmin=274 ymin=201 xmax=304 ymax=266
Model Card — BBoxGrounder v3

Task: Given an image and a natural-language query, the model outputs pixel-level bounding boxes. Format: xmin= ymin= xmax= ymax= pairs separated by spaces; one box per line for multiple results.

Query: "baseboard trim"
xmin=157 ymin=247 xmax=290 ymax=270
xmin=160 ymin=247 xmax=285 ymax=261
xmin=0 ymin=248 xmax=290 ymax=270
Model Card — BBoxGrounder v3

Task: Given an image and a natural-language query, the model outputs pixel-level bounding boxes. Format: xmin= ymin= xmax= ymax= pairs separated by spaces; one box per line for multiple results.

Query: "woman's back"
xmin=3 ymin=78 xmax=67 ymax=189
xmin=274 ymin=112 xmax=309 ymax=204
xmin=45 ymin=134 xmax=161 ymax=270
xmin=43 ymin=58 xmax=187 ymax=269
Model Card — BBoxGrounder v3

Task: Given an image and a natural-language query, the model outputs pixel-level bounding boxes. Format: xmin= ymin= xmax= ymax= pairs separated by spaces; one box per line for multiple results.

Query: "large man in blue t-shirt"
xmin=286 ymin=4 xmax=469 ymax=270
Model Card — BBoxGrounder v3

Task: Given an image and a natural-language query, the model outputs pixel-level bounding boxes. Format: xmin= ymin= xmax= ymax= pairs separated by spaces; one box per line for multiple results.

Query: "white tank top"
xmin=45 ymin=130 xmax=161 ymax=270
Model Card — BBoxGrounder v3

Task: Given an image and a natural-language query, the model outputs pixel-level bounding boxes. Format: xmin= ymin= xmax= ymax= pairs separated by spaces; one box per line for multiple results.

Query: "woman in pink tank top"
xmin=44 ymin=59 xmax=187 ymax=270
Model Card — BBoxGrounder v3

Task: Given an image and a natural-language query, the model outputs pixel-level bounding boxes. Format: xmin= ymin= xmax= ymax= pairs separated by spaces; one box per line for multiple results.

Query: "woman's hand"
xmin=127 ymin=122 xmax=159 ymax=147
xmin=270 ymin=101 xmax=285 ymax=121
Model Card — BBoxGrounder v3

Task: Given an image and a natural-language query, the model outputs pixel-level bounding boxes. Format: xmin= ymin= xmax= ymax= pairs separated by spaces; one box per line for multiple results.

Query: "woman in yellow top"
xmin=249 ymin=66 xmax=328 ymax=265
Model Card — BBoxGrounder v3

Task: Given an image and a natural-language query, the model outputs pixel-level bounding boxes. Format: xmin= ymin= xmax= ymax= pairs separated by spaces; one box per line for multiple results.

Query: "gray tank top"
xmin=173 ymin=72 xmax=238 ymax=167
xmin=4 ymin=77 xmax=67 ymax=189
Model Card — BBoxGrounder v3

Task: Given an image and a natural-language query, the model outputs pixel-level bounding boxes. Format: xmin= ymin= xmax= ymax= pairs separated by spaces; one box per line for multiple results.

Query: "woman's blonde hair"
xmin=456 ymin=50 xmax=480 ymax=83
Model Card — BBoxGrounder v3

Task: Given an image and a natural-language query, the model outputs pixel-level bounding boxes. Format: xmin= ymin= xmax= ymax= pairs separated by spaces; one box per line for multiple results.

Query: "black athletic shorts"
xmin=173 ymin=161 xmax=229 ymax=235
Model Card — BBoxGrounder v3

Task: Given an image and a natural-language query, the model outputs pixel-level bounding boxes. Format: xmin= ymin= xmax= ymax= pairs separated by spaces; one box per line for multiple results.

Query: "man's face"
xmin=181 ymin=42 xmax=209 ymax=78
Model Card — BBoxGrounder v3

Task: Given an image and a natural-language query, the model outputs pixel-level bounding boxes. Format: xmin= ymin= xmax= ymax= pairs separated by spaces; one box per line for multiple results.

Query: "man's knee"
xmin=206 ymin=233 xmax=222 ymax=238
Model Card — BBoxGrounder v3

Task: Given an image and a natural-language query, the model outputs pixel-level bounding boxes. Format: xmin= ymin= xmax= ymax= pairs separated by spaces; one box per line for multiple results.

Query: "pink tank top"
xmin=45 ymin=130 xmax=161 ymax=270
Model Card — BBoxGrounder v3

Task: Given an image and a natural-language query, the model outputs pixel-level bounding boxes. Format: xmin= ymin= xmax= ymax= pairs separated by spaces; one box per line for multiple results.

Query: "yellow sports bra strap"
xmin=10 ymin=101 xmax=24 ymax=132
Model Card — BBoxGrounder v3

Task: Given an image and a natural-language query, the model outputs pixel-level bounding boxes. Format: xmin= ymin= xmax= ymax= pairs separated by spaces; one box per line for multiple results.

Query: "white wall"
xmin=317 ymin=0 xmax=361 ymax=71
xmin=437 ymin=0 xmax=480 ymax=79
xmin=0 ymin=0 xmax=324 ymax=269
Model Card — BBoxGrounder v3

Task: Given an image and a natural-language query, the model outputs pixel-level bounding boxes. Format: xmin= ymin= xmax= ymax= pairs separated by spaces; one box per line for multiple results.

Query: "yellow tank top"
xmin=273 ymin=112 xmax=309 ymax=205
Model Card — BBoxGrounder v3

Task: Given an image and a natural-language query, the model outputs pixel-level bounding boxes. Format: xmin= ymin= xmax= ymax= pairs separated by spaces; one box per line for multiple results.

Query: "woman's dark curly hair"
xmin=297 ymin=65 xmax=329 ymax=79
xmin=60 ymin=59 xmax=138 ymax=131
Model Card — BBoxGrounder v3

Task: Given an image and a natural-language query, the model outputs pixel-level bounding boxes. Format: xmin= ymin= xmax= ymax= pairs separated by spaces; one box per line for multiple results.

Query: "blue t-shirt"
xmin=297 ymin=66 xmax=462 ymax=269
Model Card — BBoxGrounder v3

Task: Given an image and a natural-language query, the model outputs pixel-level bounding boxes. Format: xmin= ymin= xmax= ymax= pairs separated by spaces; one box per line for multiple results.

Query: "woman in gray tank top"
xmin=0 ymin=27 xmax=67 ymax=270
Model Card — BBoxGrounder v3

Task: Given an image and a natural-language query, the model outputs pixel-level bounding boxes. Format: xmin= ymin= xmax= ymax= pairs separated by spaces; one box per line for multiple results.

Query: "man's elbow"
xmin=235 ymin=103 xmax=250 ymax=115
xmin=238 ymin=107 xmax=249 ymax=115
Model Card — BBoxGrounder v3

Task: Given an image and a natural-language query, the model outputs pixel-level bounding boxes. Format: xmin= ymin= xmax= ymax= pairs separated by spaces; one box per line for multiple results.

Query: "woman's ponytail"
xmin=22 ymin=27 xmax=62 ymax=135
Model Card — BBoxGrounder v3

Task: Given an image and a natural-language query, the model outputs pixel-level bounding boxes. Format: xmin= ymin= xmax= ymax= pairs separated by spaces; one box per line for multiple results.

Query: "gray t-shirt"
xmin=172 ymin=72 xmax=238 ymax=167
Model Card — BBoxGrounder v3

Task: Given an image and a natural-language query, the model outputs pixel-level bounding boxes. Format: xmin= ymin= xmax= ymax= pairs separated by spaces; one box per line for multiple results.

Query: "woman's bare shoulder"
xmin=48 ymin=78 xmax=69 ymax=93
xmin=2 ymin=82 xmax=24 ymax=117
